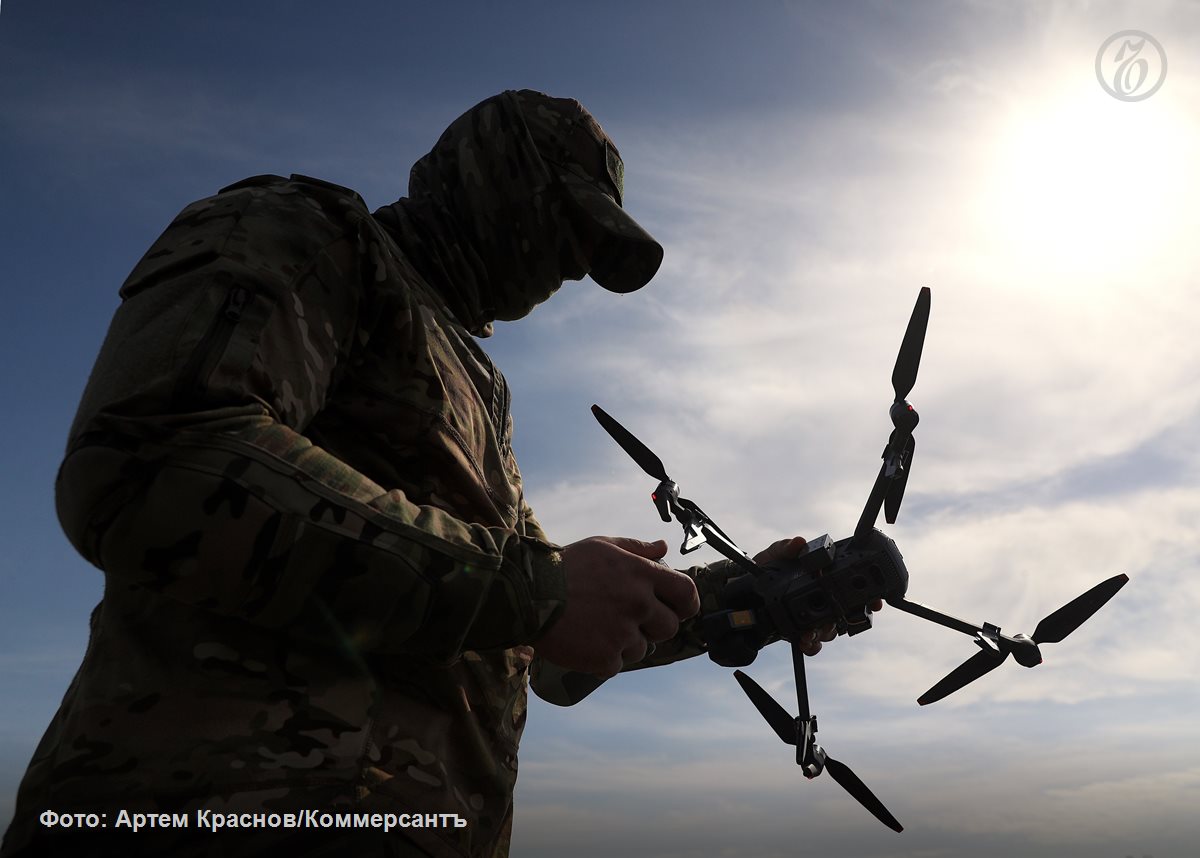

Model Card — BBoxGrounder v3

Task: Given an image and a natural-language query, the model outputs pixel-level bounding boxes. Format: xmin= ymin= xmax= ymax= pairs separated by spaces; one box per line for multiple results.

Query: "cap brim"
xmin=559 ymin=173 xmax=663 ymax=293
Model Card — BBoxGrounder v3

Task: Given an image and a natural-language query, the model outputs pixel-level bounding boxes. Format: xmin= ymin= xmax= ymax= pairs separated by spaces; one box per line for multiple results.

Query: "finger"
xmin=604 ymin=536 xmax=669 ymax=560
xmin=654 ymin=570 xmax=700 ymax=619
xmin=620 ymin=634 xmax=650 ymax=667
xmin=595 ymin=655 xmax=624 ymax=680
xmin=640 ymin=601 xmax=682 ymax=643
xmin=870 ymin=598 xmax=884 ymax=612
xmin=798 ymin=627 xmax=820 ymax=656
xmin=752 ymin=537 xmax=794 ymax=564
xmin=820 ymin=624 xmax=837 ymax=642
xmin=580 ymin=642 xmax=627 ymax=680
xmin=752 ymin=535 xmax=807 ymax=565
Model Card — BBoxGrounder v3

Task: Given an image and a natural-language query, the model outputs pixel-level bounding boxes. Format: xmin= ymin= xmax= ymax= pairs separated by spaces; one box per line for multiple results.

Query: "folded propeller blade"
xmin=591 ymin=404 xmax=669 ymax=482
xmin=1032 ymin=573 xmax=1130 ymax=645
xmin=733 ymin=670 xmax=796 ymax=746
xmin=892 ymin=286 xmax=931 ymax=402
xmin=824 ymin=756 xmax=904 ymax=833
xmin=918 ymin=649 xmax=1007 ymax=706
xmin=884 ymin=435 xmax=915 ymax=524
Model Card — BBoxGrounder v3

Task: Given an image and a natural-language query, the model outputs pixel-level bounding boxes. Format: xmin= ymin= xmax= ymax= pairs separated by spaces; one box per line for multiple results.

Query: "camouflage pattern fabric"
xmin=1 ymin=92 xmax=726 ymax=858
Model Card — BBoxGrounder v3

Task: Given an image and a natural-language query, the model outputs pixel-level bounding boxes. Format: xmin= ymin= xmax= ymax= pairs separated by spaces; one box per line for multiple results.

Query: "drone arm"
xmin=699 ymin=523 xmax=761 ymax=575
xmin=886 ymin=596 xmax=984 ymax=638
xmin=700 ymin=532 xmax=758 ymax=573
xmin=790 ymin=638 xmax=812 ymax=721
xmin=852 ymin=462 xmax=890 ymax=544
xmin=788 ymin=638 xmax=903 ymax=832
xmin=673 ymin=497 xmax=761 ymax=575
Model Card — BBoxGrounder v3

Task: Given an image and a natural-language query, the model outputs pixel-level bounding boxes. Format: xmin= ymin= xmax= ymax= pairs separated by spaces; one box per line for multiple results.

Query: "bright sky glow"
xmin=975 ymin=83 xmax=1199 ymax=282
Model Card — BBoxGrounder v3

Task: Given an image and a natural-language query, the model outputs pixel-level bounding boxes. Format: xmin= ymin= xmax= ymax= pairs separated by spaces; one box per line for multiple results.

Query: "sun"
xmin=972 ymin=81 xmax=1197 ymax=286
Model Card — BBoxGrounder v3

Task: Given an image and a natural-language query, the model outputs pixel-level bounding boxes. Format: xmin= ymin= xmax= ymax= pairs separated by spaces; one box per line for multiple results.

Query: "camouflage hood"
xmin=374 ymin=90 xmax=663 ymax=337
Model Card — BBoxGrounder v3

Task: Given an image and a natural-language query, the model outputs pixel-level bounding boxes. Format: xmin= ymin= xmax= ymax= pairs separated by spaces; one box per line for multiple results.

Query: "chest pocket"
xmin=417 ymin=306 xmax=520 ymax=523
xmin=329 ymin=281 xmax=521 ymax=528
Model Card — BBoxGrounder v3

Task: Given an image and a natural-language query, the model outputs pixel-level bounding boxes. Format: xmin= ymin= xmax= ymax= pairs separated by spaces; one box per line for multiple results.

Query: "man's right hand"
xmin=533 ymin=536 xmax=700 ymax=678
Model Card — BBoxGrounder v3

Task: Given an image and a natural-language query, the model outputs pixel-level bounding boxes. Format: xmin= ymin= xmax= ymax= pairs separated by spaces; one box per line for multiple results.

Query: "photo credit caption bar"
xmin=39 ymin=808 xmax=468 ymax=832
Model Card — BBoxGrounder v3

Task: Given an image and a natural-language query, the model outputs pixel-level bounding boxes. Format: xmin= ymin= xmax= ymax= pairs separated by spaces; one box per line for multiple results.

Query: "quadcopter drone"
xmin=592 ymin=287 xmax=1129 ymax=833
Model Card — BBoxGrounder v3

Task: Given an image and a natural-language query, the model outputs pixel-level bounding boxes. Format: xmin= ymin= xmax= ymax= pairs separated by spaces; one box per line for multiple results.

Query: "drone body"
xmin=591 ymin=287 xmax=1129 ymax=832
xmin=703 ymin=530 xmax=908 ymax=668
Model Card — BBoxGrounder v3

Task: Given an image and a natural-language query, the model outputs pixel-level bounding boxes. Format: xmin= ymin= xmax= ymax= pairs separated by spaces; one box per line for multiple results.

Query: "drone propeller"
xmin=734 ymin=658 xmax=903 ymax=832
xmin=917 ymin=649 xmax=1008 ymax=706
xmin=883 ymin=436 xmax=915 ymax=525
xmin=855 ymin=288 xmax=931 ymax=539
xmin=1033 ymin=573 xmax=1129 ymax=644
xmin=734 ymin=669 xmax=798 ymax=744
xmin=591 ymin=404 xmax=670 ymax=482
xmin=592 ymin=404 xmax=677 ymax=522
xmin=892 ymin=287 xmax=931 ymax=402
xmin=823 ymin=756 xmax=904 ymax=833
xmin=916 ymin=573 xmax=1130 ymax=705
xmin=591 ymin=404 xmax=760 ymax=572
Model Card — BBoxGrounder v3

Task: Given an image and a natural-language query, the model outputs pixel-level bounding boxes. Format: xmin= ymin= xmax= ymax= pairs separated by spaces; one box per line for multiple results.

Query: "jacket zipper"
xmin=173 ymin=282 xmax=252 ymax=407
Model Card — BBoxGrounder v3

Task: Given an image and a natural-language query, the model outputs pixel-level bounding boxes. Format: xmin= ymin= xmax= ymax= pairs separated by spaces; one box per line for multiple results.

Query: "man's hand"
xmin=533 ymin=536 xmax=700 ymax=678
xmin=753 ymin=536 xmax=884 ymax=656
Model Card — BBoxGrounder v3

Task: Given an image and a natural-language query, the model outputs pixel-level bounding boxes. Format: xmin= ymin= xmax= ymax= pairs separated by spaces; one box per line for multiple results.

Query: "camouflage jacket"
xmin=1 ymin=172 xmax=565 ymax=856
xmin=5 ymin=93 xmax=741 ymax=858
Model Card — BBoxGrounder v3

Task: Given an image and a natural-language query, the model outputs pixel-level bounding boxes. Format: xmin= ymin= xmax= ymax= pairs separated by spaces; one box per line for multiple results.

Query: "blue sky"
xmin=2 ymin=1 xmax=1199 ymax=855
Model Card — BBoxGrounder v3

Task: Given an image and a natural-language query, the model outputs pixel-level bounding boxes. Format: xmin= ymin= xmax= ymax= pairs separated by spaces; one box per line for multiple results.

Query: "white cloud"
xmin=512 ymin=7 xmax=1200 ymax=855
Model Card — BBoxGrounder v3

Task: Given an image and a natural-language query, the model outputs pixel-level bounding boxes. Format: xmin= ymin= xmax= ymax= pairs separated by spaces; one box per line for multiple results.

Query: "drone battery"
xmin=796 ymin=534 xmax=836 ymax=573
xmin=701 ymin=609 xmax=765 ymax=667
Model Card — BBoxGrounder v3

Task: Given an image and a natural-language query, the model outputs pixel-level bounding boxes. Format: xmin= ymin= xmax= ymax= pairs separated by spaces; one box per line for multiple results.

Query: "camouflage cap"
xmin=512 ymin=90 xmax=664 ymax=294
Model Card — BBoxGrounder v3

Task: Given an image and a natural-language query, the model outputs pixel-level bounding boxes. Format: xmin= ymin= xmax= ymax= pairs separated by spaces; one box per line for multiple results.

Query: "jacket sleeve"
xmin=57 ymin=176 xmax=565 ymax=660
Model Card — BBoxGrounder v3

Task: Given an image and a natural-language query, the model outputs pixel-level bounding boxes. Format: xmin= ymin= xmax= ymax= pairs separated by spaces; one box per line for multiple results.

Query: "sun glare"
xmin=974 ymin=83 xmax=1197 ymax=286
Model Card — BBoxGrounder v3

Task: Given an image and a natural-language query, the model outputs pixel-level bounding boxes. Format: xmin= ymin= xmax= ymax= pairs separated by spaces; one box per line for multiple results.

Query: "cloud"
xmin=508 ymin=9 xmax=1200 ymax=856
xmin=517 ymin=683 xmax=1200 ymax=856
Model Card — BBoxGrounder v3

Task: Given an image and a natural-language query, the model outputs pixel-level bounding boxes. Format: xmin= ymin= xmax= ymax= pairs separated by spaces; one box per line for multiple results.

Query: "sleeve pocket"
xmin=173 ymin=272 xmax=279 ymax=411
